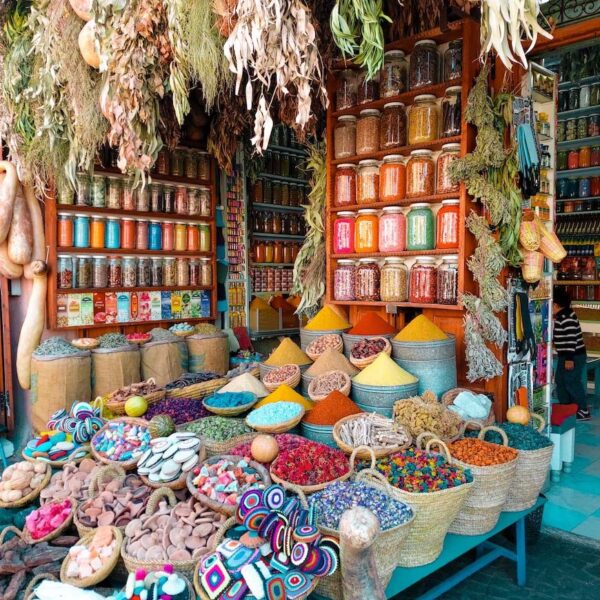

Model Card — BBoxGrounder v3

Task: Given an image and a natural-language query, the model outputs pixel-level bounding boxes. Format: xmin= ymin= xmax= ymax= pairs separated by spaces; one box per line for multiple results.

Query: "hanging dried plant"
xmin=223 ymin=0 xmax=328 ymax=152
xmin=212 ymin=0 xmax=237 ymax=37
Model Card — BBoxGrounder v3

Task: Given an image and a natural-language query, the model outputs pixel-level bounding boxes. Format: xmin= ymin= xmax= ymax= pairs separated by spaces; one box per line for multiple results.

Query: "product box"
xmin=181 ymin=291 xmax=192 ymax=318
xmin=191 ymin=290 xmax=201 ymax=318
xmin=161 ymin=291 xmax=172 ymax=320
xmin=67 ymin=294 xmax=82 ymax=327
xmin=117 ymin=292 xmax=131 ymax=323
xmin=201 ymin=291 xmax=211 ymax=318
xmin=105 ymin=292 xmax=118 ymax=324
xmin=150 ymin=292 xmax=162 ymax=321
xmin=139 ymin=292 xmax=151 ymax=321
xmin=93 ymin=292 xmax=106 ymax=324
xmin=171 ymin=291 xmax=182 ymax=320
xmin=80 ymin=294 xmax=94 ymax=326
xmin=130 ymin=291 xmax=139 ymax=322
xmin=57 ymin=294 xmax=69 ymax=328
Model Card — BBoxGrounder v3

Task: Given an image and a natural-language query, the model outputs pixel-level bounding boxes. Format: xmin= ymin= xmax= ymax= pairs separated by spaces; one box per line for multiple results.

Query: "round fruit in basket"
xmin=124 ymin=396 xmax=148 ymax=417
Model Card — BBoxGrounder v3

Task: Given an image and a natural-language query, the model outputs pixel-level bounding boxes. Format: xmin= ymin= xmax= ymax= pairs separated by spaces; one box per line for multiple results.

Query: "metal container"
xmin=351 ymin=381 xmax=419 ymax=417
xmin=301 ymin=423 xmax=336 ymax=447
xmin=299 ymin=327 xmax=350 ymax=351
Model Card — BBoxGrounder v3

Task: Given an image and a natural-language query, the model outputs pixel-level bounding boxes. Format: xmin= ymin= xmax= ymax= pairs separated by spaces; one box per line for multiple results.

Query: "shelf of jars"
xmin=557 ymin=135 xmax=600 ymax=151
xmin=56 ymin=205 xmax=213 ymax=223
xmin=252 ymin=203 xmax=304 ymax=213
xmin=251 ymin=262 xmax=295 ymax=268
xmin=56 ymin=247 xmax=212 ymax=257
xmin=325 ymin=19 xmax=478 ymax=311
xmin=557 ymin=165 xmax=600 ymax=178
xmin=556 ymin=196 xmax=600 ymax=204
xmin=559 ymin=74 xmax=600 ymax=90
xmin=557 ymin=210 xmax=600 ymax=217
xmin=251 ymin=233 xmax=305 ymax=241
xmin=555 ymin=280 xmax=600 ymax=285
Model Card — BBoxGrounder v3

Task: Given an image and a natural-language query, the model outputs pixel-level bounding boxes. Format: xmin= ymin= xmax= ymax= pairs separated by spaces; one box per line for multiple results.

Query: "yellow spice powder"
xmin=304 ymin=306 xmax=351 ymax=331
xmin=353 ymin=353 xmax=418 ymax=387
xmin=394 ymin=315 xmax=448 ymax=342
xmin=264 ymin=338 xmax=312 ymax=366
xmin=254 ymin=384 xmax=314 ymax=410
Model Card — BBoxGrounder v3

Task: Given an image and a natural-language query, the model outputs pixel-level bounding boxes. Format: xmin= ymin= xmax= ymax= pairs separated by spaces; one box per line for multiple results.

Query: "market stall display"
xmin=246 ymin=401 xmax=305 ymax=434
xmin=203 ymin=391 xmax=258 ymax=416
xmin=442 ymin=388 xmax=495 ymax=429
xmin=305 ymin=334 xmax=344 ymax=361
xmin=91 ymin=418 xmax=153 ymax=469
xmin=308 ymin=370 xmax=351 ymax=402
xmin=24 ymin=499 xmax=76 ymax=543
xmin=40 ymin=458 xmax=99 ymax=504
xmin=254 ymin=384 xmax=314 ymax=411
xmin=218 ymin=372 xmax=269 ymax=398
xmin=0 ymin=461 xmax=51 ymax=507
xmin=349 ymin=336 xmax=392 ymax=369
xmin=145 ymin=398 xmax=208 ymax=426
xmin=300 ymin=306 xmax=351 ymax=350
xmin=261 ymin=364 xmax=302 ymax=392
xmin=180 ymin=416 xmax=257 ymax=457
xmin=230 ymin=433 xmax=308 ymax=466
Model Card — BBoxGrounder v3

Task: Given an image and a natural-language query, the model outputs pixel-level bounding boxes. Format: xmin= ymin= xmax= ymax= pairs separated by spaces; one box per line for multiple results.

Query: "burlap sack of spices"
xmin=186 ymin=333 xmax=229 ymax=375
xmin=91 ymin=345 xmax=141 ymax=397
xmin=140 ymin=339 xmax=188 ymax=387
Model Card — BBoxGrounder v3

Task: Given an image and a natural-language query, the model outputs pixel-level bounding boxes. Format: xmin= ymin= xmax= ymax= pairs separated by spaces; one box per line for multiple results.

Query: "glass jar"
xmin=355 ymin=209 xmax=379 ymax=253
xmin=557 ymin=121 xmax=566 ymax=143
xmin=150 ymin=184 xmax=163 ymax=213
xmin=336 ymin=69 xmax=357 ymax=111
xmin=57 ymin=181 xmax=74 ymax=205
xmin=566 ymin=119 xmax=577 ymax=141
xmin=108 ymin=256 xmax=122 ymax=288
xmin=273 ymin=241 xmax=283 ymax=264
xmin=93 ymin=256 xmax=108 ymax=289
xmin=436 ymin=199 xmax=460 ymax=249
xmin=271 ymin=152 xmax=281 ymax=176
xmin=75 ymin=177 xmax=91 ymax=206
xmin=148 ymin=221 xmax=162 ymax=251
xmin=121 ymin=218 xmax=136 ymax=249
xmin=557 ymin=151 xmax=568 ymax=171
xmin=408 ymin=95 xmax=439 ymax=144
xmin=123 ymin=257 xmax=137 ymax=288
xmin=568 ymin=86 xmax=580 ymax=111
xmin=58 ymin=215 xmax=73 ymax=248
xmin=580 ymin=84 xmax=591 ymax=109
xmin=76 ymin=256 xmax=92 ymax=289
xmin=409 ymin=40 xmax=438 ymax=89
xmin=334 ymin=116 xmax=357 ymax=159
xmin=356 ymin=259 xmax=380 ymax=301
xmin=104 ymin=217 xmax=120 ymax=250
xmin=163 ymin=185 xmax=175 ymax=213
xmin=272 ymin=183 xmax=281 ymax=206
xmin=198 ymin=152 xmax=211 ymax=180
xmin=187 ymin=224 xmax=200 ymax=251
xmin=381 ymin=50 xmax=407 ymax=97
xmin=335 ymin=164 xmax=357 ymax=207
xmin=333 ymin=211 xmax=356 ymax=254
xmin=174 ymin=222 xmax=187 ymax=251
xmin=91 ymin=176 xmax=106 ymax=208
xmin=580 ymin=146 xmax=591 ymax=168
xmin=380 ymin=102 xmax=407 ymax=149
xmin=136 ymin=220 xmax=149 ymax=250
xmin=137 ymin=257 xmax=151 ymax=287
xmin=437 ymin=143 xmax=460 ymax=193
xmin=199 ymin=188 xmax=211 ymax=217
xmin=357 ymin=160 xmax=379 ymax=204
xmin=281 ymin=153 xmax=291 ymax=178
xmin=282 ymin=243 xmax=293 ymax=264
xmin=580 ymin=177 xmax=591 ymax=198
xmin=437 ymin=256 xmax=458 ymax=304
xmin=74 ymin=214 xmax=90 ymax=248
xmin=380 ymin=258 xmax=408 ymax=302
xmin=589 ymin=114 xmax=600 ymax=137
xmin=90 ymin=217 xmax=105 ymax=249
xmin=252 ymin=180 xmax=263 ymax=204
xmin=151 ymin=257 xmax=163 ymax=287
xmin=444 ymin=39 xmax=462 ymax=82
xmin=156 ymin=149 xmax=169 ymax=175
xmin=57 ymin=255 xmax=73 ymax=289
xmin=189 ymin=259 xmax=200 ymax=286
xmin=199 ymin=224 xmax=211 ymax=252
xmin=176 ymin=258 xmax=189 ymax=286
xmin=568 ymin=150 xmax=579 ymax=170
xmin=380 ymin=155 xmax=406 ymax=202
xmin=578 ymin=116 xmax=588 ymax=139
xmin=171 ymin=151 xmax=184 ymax=177
xmin=593 ymin=146 xmax=600 ymax=167
xmin=441 ymin=86 xmax=461 ymax=137
xmin=409 ymin=257 xmax=437 ymax=303
xmin=407 ymin=203 xmax=434 ymax=250
xmin=122 ymin=184 xmax=135 ymax=211
xmin=163 ymin=257 xmax=176 ymax=286
xmin=378 ymin=207 xmax=406 ymax=252
xmin=272 ymin=212 xmax=283 ymax=235
xmin=136 ymin=186 xmax=150 ymax=212
xmin=175 ymin=186 xmax=188 ymax=215
xmin=281 ymin=183 xmax=290 ymax=207
xmin=334 ymin=260 xmax=356 ymax=301
xmin=184 ymin=152 xmax=197 ymax=179
xmin=407 ymin=149 xmax=435 ymax=197
xmin=358 ymin=68 xmax=380 ymax=104
xmin=200 ymin=258 xmax=212 ymax=287
xmin=593 ymin=176 xmax=600 ymax=196
xmin=356 ymin=109 xmax=381 ymax=155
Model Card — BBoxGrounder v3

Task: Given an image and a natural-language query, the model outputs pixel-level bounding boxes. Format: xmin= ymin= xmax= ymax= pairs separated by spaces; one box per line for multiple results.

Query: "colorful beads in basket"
xmin=464 ymin=423 xmax=552 ymax=451
xmin=311 ymin=481 xmax=413 ymax=531
xmin=93 ymin=421 xmax=151 ymax=463
xmin=145 ymin=397 xmax=210 ymax=424
xmin=448 ymin=438 xmax=518 ymax=466
xmin=25 ymin=499 xmax=72 ymax=540
xmin=361 ymin=448 xmax=472 ymax=493
xmin=271 ymin=442 xmax=350 ymax=487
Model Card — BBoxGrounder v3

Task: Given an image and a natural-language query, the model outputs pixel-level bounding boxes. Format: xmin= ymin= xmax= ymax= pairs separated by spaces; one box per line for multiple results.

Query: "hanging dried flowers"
xmin=223 ymin=0 xmax=328 ymax=153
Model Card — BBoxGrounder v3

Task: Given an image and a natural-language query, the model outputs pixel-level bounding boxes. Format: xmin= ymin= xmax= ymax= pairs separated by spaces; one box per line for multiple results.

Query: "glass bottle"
xmin=381 ymin=50 xmax=407 ymax=97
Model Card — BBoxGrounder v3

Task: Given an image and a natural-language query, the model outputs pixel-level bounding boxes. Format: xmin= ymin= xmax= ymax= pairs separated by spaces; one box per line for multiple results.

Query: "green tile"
xmin=570 ymin=455 xmax=595 ymax=473
xmin=545 ymin=484 xmax=600 ymax=515
xmin=583 ymin=460 xmax=600 ymax=476
xmin=543 ymin=501 xmax=588 ymax=531
xmin=558 ymin=474 xmax=600 ymax=496
xmin=571 ymin=516 xmax=600 ymax=540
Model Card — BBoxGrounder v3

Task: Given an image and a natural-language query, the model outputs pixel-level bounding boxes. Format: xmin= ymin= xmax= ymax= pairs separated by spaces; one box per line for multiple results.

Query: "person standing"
xmin=553 ymin=287 xmax=590 ymax=421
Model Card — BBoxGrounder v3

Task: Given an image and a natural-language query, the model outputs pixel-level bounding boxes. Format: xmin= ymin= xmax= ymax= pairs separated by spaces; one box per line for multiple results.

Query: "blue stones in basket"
xmin=244 ymin=506 xmax=269 ymax=532
xmin=284 ymin=571 xmax=313 ymax=599
xmin=265 ymin=574 xmax=286 ymax=600
xmin=201 ymin=556 xmax=231 ymax=600
xmin=219 ymin=579 xmax=248 ymax=600
xmin=239 ymin=489 xmax=264 ymax=518
xmin=263 ymin=484 xmax=285 ymax=511
xmin=291 ymin=542 xmax=309 ymax=567
xmin=293 ymin=525 xmax=320 ymax=544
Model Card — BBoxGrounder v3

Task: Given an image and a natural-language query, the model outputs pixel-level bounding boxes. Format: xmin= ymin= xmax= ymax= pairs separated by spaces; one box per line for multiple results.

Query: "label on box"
xmin=57 ymin=294 xmax=68 ymax=328
xmin=117 ymin=292 xmax=131 ymax=323
xmin=171 ymin=291 xmax=182 ymax=319
xmin=150 ymin=292 xmax=162 ymax=321
xmin=93 ymin=292 xmax=106 ymax=324
xmin=191 ymin=290 xmax=201 ymax=318
xmin=181 ymin=290 xmax=192 ymax=318
xmin=130 ymin=291 xmax=139 ymax=322
xmin=67 ymin=294 xmax=82 ymax=327
xmin=80 ymin=294 xmax=94 ymax=326
xmin=201 ymin=291 xmax=211 ymax=317
xmin=105 ymin=293 xmax=118 ymax=324
xmin=161 ymin=291 xmax=172 ymax=320
xmin=139 ymin=292 xmax=151 ymax=321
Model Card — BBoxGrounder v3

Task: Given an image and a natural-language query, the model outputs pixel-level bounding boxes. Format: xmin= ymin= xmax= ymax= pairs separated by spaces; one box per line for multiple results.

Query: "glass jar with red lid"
xmin=335 ymin=164 xmax=357 ymax=207
xmin=409 ymin=257 xmax=437 ymax=304
xmin=333 ymin=211 xmax=356 ymax=254
xmin=436 ymin=199 xmax=460 ymax=249
xmin=355 ymin=209 xmax=379 ymax=254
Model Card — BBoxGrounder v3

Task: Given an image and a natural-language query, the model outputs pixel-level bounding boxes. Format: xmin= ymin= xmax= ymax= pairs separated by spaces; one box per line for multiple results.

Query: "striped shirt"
xmin=554 ymin=308 xmax=586 ymax=358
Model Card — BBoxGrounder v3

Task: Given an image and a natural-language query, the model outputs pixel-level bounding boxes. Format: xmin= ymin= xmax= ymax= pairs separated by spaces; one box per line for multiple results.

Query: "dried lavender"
xmin=464 ymin=315 xmax=504 ymax=382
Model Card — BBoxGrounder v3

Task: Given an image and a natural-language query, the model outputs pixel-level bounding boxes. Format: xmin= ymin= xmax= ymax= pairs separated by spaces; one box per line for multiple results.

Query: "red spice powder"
xmin=303 ymin=390 xmax=362 ymax=426
xmin=348 ymin=312 xmax=396 ymax=336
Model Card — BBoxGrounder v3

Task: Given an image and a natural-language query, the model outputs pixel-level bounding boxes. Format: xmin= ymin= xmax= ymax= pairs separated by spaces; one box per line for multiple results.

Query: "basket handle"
xmin=145 ymin=487 xmax=177 ymax=515
xmin=0 ymin=525 xmax=23 ymax=545
xmin=459 ymin=420 xmax=484 ymax=437
xmin=424 ymin=438 xmax=453 ymax=463
xmin=355 ymin=468 xmax=393 ymax=495
xmin=276 ymin=481 xmax=309 ymax=510
xmin=88 ymin=464 xmax=126 ymax=498
xmin=531 ymin=413 xmax=546 ymax=432
xmin=478 ymin=425 xmax=509 ymax=447
xmin=23 ymin=573 xmax=58 ymax=600
xmin=415 ymin=431 xmax=437 ymax=449
xmin=350 ymin=446 xmax=376 ymax=472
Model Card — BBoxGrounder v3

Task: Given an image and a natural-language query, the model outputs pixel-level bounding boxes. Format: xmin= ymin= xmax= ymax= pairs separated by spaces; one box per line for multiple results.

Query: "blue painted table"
xmin=385 ymin=497 xmax=547 ymax=599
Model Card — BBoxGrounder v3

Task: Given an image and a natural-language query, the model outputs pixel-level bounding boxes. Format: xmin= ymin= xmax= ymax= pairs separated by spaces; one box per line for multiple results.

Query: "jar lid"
xmin=442 ymin=255 xmax=459 ymax=262
xmin=200 ymin=257 xmax=211 ymax=262
xmin=337 ymin=211 xmax=356 ymax=217
xmin=441 ymin=199 xmax=460 ymax=205
xmin=357 ymin=209 xmax=378 ymax=214
xmin=384 ymin=257 xmax=405 ymax=263
xmin=410 ymin=149 xmax=433 ymax=156
xmin=383 ymin=154 xmax=404 ymax=162
xmin=359 ymin=109 xmax=381 ymax=116
xmin=149 ymin=220 xmax=161 ymax=224
xmin=122 ymin=217 xmax=134 ymax=221
xmin=358 ymin=258 xmax=377 ymax=263
xmin=337 ymin=163 xmax=357 ymax=169
xmin=383 ymin=102 xmax=405 ymax=109
xmin=91 ymin=216 xmax=105 ymax=220
xmin=151 ymin=256 xmax=163 ymax=260
xmin=93 ymin=255 xmax=107 ymax=259
xmin=76 ymin=255 xmax=90 ymax=259
xmin=414 ymin=256 xmax=436 ymax=263
xmin=445 ymin=86 xmax=462 ymax=93
xmin=384 ymin=49 xmax=405 ymax=58
xmin=337 ymin=259 xmax=356 ymax=265
xmin=106 ymin=216 xmax=120 ymax=221
xmin=414 ymin=39 xmax=436 ymax=46
xmin=75 ymin=213 xmax=90 ymax=218
xmin=57 ymin=254 xmax=71 ymax=259
xmin=164 ymin=257 xmax=176 ymax=261
xmin=441 ymin=143 xmax=461 ymax=151
xmin=413 ymin=94 xmax=437 ymax=102
xmin=410 ymin=202 xmax=431 ymax=209
xmin=338 ymin=115 xmax=357 ymax=122
xmin=109 ymin=255 xmax=122 ymax=260
xmin=382 ymin=206 xmax=403 ymax=213
xmin=358 ymin=159 xmax=379 ymax=166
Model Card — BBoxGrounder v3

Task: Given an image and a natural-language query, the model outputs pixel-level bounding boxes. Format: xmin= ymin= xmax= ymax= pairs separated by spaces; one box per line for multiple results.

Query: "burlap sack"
xmin=186 ymin=333 xmax=229 ymax=375
xmin=30 ymin=351 xmax=91 ymax=433
xmin=140 ymin=340 xmax=188 ymax=387
xmin=92 ymin=345 xmax=141 ymax=398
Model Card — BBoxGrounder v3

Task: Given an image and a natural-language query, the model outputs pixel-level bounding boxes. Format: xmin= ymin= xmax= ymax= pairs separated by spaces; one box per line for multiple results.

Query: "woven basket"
xmin=262 ymin=364 xmax=302 ymax=392
xmin=246 ymin=407 xmax=305 ymax=434
xmin=480 ymin=415 xmax=553 ymax=512
xmin=16 ymin=497 xmax=77 ymax=545
xmin=172 ymin=329 xmax=195 ymax=338
xmin=333 ymin=413 xmax=412 ymax=460
xmin=167 ymin=378 xmax=228 ymax=400
xmin=22 ymin=445 xmax=91 ymax=468
xmin=0 ymin=463 xmax=51 ymax=509
xmin=140 ymin=442 xmax=206 ymax=491
xmin=306 ymin=334 xmax=344 ymax=361
xmin=202 ymin=393 xmax=258 ymax=417
xmin=537 ymin=218 xmax=567 ymax=262
xmin=441 ymin=388 xmax=495 ymax=430
xmin=60 ymin=526 xmax=123 ymax=588
xmin=23 ymin=573 xmax=59 ymax=600
xmin=300 ymin=327 xmax=350 ymax=351
xmin=186 ymin=454 xmax=271 ymax=516
xmin=121 ymin=487 xmax=208 ymax=580
xmin=105 ymin=380 xmax=166 ymax=416
xmin=448 ymin=427 xmax=518 ymax=536
xmin=349 ymin=337 xmax=392 ymax=370
xmin=308 ymin=370 xmax=351 ymax=402
xmin=519 ymin=211 xmax=541 ymax=251
xmin=522 ymin=249 xmax=545 ymax=283
xmin=91 ymin=417 xmax=151 ymax=470
xmin=383 ymin=438 xmax=474 ymax=567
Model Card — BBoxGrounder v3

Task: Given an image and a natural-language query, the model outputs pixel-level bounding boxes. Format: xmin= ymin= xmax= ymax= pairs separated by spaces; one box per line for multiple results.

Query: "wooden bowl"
xmin=71 ymin=337 xmax=99 ymax=350
xmin=125 ymin=333 xmax=153 ymax=346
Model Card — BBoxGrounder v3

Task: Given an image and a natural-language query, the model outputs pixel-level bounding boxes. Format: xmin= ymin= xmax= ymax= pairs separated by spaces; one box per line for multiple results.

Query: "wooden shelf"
xmin=58 ymin=285 xmax=214 ymax=294
xmin=557 ymin=166 xmax=600 ymax=178
xmin=251 ymin=203 xmax=304 ymax=213
xmin=329 ymin=300 xmax=462 ymax=311
xmin=95 ymin=166 xmax=212 ymax=188
xmin=268 ymin=145 xmax=307 ymax=157
xmin=57 ymin=204 xmax=212 ymax=223
xmin=329 ymin=192 xmax=458 ymax=212
xmin=258 ymin=173 xmax=309 ymax=185
xmin=251 ymin=263 xmax=295 ymax=267
xmin=555 ymin=280 xmax=600 ymax=285
xmin=56 ymin=247 xmax=212 ymax=258
xmin=251 ymin=233 xmax=305 ymax=241
xmin=331 ymin=249 xmax=457 ymax=259
xmin=56 ymin=317 xmax=215 ymax=331
xmin=331 ymin=136 xmax=462 ymax=165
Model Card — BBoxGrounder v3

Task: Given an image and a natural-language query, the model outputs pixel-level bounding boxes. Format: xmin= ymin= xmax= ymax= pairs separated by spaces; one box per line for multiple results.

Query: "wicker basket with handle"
xmin=519 ymin=210 xmax=541 ymax=251
xmin=0 ymin=463 xmax=51 ymax=509
xmin=441 ymin=387 xmax=495 ymax=430
xmin=91 ymin=417 xmax=151 ymax=470
xmin=536 ymin=217 xmax=567 ymax=262
xmin=261 ymin=364 xmax=302 ymax=392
